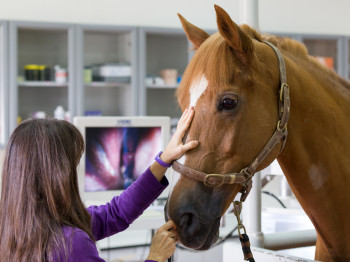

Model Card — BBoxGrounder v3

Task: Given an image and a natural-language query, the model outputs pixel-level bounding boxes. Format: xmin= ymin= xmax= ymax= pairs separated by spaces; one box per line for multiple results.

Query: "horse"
xmin=165 ymin=5 xmax=350 ymax=262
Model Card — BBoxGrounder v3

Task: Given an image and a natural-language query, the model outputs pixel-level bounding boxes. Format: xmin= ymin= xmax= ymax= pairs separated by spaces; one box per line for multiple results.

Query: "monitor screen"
xmin=85 ymin=126 xmax=161 ymax=191
xmin=74 ymin=116 xmax=171 ymax=204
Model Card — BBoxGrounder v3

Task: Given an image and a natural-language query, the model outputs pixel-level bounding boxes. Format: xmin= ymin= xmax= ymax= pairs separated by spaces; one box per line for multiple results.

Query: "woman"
xmin=0 ymin=107 xmax=198 ymax=262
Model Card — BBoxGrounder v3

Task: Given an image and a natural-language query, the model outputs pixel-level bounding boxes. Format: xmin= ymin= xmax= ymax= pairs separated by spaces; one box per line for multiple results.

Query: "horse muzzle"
xmin=169 ymin=203 xmax=221 ymax=250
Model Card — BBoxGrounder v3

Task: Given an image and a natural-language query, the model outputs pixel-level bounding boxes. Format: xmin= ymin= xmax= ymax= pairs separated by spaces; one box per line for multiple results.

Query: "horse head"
xmin=165 ymin=5 xmax=289 ymax=250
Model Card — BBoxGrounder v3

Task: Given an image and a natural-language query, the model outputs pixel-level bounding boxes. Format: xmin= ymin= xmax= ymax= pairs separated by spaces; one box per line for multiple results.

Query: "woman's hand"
xmin=161 ymin=106 xmax=198 ymax=164
xmin=147 ymin=220 xmax=178 ymax=262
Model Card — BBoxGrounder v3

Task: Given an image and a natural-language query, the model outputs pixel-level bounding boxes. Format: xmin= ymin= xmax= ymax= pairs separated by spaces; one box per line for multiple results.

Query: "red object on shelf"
xmin=315 ymin=56 xmax=334 ymax=70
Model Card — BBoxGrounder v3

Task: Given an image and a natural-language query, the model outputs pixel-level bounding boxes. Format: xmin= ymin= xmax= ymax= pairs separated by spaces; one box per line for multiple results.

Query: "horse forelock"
xmin=177 ymin=33 xmax=242 ymax=108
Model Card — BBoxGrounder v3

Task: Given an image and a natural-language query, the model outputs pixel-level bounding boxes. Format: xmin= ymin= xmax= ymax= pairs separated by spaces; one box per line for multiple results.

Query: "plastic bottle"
xmin=54 ymin=65 xmax=67 ymax=83
xmin=54 ymin=106 xmax=65 ymax=120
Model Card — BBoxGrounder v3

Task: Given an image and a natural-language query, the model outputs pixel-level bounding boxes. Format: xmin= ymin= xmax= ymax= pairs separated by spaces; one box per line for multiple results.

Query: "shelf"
xmin=84 ymin=82 xmax=130 ymax=88
xmin=18 ymin=81 xmax=68 ymax=87
xmin=146 ymin=83 xmax=179 ymax=89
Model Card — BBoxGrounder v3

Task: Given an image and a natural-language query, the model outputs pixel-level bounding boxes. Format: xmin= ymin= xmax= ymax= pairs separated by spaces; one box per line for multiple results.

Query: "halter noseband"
xmin=172 ymin=41 xmax=290 ymax=202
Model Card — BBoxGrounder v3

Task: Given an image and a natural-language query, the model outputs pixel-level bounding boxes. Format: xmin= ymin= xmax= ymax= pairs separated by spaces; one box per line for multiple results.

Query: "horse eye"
xmin=220 ymin=97 xmax=238 ymax=111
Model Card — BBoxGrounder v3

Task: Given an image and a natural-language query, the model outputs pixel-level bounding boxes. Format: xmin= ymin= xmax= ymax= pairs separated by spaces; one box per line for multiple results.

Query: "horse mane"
xmin=240 ymin=24 xmax=350 ymax=91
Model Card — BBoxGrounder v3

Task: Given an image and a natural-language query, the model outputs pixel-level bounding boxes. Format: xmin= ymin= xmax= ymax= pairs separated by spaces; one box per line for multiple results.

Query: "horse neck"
xmin=276 ymin=55 xmax=350 ymax=257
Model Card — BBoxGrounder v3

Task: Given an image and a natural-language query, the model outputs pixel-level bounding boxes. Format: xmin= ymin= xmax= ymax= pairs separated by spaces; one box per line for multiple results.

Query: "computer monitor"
xmin=73 ymin=116 xmax=171 ymax=204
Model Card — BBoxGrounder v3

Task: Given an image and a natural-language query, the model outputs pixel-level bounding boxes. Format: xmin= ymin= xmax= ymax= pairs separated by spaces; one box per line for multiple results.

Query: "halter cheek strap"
xmin=171 ymin=40 xmax=290 ymax=202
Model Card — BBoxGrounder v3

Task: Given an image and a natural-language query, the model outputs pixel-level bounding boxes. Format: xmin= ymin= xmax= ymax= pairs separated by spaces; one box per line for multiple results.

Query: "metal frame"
xmin=75 ymin=24 xmax=138 ymax=116
xmin=0 ymin=20 xmax=8 ymax=148
xmin=8 ymin=21 xmax=75 ymax=134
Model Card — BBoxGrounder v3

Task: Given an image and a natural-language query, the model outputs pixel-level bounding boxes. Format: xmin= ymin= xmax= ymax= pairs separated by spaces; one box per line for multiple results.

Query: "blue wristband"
xmin=155 ymin=151 xmax=172 ymax=168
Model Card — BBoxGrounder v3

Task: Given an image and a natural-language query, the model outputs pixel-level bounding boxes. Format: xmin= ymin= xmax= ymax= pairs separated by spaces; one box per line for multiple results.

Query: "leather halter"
xmin=172 ymin=41 xmax=290 ymax=202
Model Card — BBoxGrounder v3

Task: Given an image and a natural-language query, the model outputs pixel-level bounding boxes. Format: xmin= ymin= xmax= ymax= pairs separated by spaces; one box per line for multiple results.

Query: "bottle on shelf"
xmin=54 ymin=65 xmax=68 ymax=84
xmin=54 ymin=105 xmax=65 ymax=120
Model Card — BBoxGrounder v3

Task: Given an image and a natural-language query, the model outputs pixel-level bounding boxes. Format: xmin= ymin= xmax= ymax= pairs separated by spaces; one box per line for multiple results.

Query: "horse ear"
xmin=214 ymin=5 xmax=254 ymax=64
xmin=178 ymin=13 xmax=210 ymax=50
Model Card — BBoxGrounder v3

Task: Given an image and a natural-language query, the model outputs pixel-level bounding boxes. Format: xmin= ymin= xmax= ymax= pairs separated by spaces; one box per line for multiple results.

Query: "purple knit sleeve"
xmin=87 ymin=167 xmax=168 ymax=241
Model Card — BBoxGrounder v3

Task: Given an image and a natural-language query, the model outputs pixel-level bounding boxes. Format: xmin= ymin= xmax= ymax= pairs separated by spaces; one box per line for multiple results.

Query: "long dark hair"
xmin=0 ymin=119 xmax=94 ymax=261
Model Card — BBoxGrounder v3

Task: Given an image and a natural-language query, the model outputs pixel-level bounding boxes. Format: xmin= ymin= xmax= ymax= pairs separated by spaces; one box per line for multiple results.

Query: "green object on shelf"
xmin=84 ymin=67 xmax=92 ymax=83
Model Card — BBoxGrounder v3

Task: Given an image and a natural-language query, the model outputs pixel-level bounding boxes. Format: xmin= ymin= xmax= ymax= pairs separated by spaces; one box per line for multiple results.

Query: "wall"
xmin=0 ymin=0 xmax=350 ymax=35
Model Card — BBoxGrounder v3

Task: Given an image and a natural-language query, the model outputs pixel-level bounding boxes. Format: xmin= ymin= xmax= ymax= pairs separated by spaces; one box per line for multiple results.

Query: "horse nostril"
xmin=179 ymin=211 xmax=199 ymax=237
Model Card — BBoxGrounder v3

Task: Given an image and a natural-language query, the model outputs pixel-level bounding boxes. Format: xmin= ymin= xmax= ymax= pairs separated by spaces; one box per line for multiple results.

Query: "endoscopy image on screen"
xmin=85 ymin=126 xmax=161 ymax=191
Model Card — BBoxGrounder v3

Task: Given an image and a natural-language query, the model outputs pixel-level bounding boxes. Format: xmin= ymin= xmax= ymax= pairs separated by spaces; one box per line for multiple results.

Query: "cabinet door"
xmin=301 ymin=36 xmax=342 ymax=75
xmin=139 ymin=28 xmax=190 ymax=121
xmin=0 ymin=21 xmax=8 ymax=147
xmin=9 ymin=21 xmax=75 ymax=133
xmin=76 ymin=25 xmax=138 ymax=117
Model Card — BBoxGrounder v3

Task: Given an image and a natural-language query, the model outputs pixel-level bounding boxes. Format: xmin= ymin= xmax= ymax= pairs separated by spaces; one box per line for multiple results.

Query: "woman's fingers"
xmin=177 ymin=107 xmax=194 ymax=134
xmin=182 ymin=140 xmax=199 ymax=152
xmin=159 ymin=220 xmax=176 ymax=231
xmin=147 ymin=220 xmax=178 ymax=262
xmin=178 ymin=107 xmax=189 ymax=123
xmin=179 ymin=106 xmax=194 ymax=124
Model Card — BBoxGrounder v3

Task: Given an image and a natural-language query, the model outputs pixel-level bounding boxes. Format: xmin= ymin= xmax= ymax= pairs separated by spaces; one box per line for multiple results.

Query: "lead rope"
xmin=233 ymin=201 xmax=255 ymax=262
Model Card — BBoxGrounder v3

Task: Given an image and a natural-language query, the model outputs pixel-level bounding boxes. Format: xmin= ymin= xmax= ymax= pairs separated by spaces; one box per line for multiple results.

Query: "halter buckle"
xmin=204 ymin=174 xmax=225 ymax=187
xmin=277 ymin=120 xmax=287 ymax=132
xmin=240 ymin=168 xmax=253 ymax=180
xmin=280 ymin=83 xmax=289 ymax=102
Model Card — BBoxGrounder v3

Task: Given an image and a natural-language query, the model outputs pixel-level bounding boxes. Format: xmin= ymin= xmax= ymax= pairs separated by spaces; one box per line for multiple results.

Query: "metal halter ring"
xmin=237 ymin=224 xmax=247 ymax=238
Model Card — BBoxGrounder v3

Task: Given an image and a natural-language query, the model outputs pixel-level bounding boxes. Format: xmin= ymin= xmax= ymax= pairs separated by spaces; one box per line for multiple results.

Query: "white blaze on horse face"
xmin=168 ymin=75 xmax=207 ymax=196
xmin=167 ymin=75 xmax=208 ymax=209
xmin=190 ymin=75 xmax=208 ymax=107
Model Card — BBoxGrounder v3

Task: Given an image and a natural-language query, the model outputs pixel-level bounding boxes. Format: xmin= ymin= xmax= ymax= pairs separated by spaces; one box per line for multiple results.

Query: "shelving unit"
xmin=75 ymin=25 xmax=138 ymax=117
xmin=8 ymin=21 xmax=75 ymax=133
xmin=138 ymin=27 xmax=191 ymax=118
xmin=0 ymin=20 xmax=8 ymax=148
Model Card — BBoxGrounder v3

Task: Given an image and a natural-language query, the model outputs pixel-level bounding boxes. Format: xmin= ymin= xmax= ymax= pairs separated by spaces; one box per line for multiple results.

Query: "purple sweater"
xmin=54 ymin=167 xmax=168 ymax=262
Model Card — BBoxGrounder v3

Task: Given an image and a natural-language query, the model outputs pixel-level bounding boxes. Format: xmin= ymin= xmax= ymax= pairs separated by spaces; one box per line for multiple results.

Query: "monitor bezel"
xmin=74 ymin=116 xmax=171 ymax=205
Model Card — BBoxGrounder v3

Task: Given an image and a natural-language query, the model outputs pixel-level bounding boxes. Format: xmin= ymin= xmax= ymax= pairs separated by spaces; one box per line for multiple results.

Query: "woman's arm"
xmin=88 ymin=167 xmax=167 ymax=240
